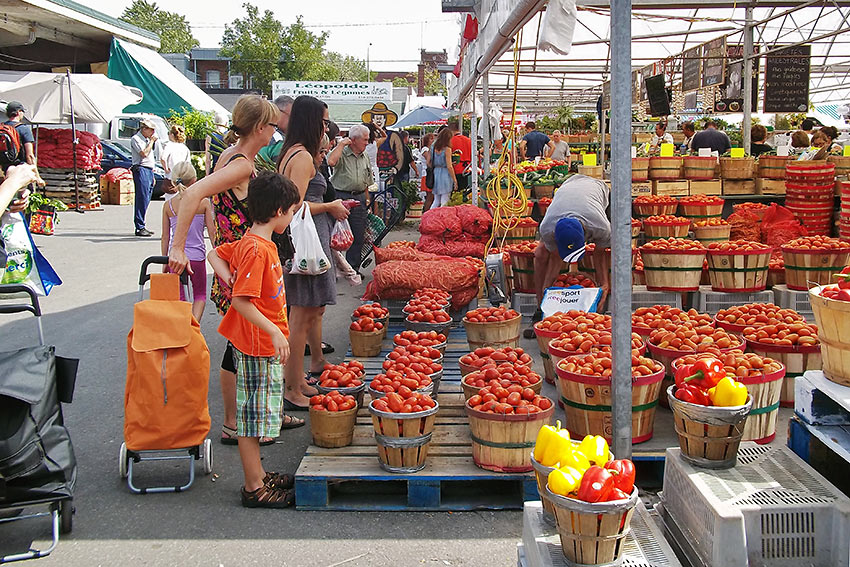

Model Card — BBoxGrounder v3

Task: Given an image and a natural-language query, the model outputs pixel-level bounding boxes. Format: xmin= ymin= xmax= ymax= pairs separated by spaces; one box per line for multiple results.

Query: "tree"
xmin=120 ymin=0 xmax=199 ymax=54
xmin=220 ymin=3 xmax=285 ymax=95
xmin=392 ymin=74 xmax=416 ymax=88
xmin=422 ymin=68 xmax=447 ymax=96
xmin=280 ymin=16 xmax=328 ymax=80
xmin=314 ymin=51 xmax=371 ymax=81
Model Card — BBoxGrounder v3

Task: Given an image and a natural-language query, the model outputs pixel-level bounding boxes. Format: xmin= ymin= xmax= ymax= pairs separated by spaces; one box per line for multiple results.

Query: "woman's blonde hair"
xmin=169 ymin=124 xmax=186 ymax=143
xmin=223 ymin=94 xmax=279 ymax=145
xmin=171 ymin=161 xmax=197 ymax=193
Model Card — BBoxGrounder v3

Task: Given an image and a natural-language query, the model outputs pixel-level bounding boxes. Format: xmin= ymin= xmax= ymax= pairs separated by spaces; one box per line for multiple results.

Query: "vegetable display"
xmin=672 ymin=350 xmax=783 ymax=379
xmin=673 ymin=356 xmax=749 ymax=407
xmin=319 ymin=361 xmax=365 ymax=388
xmin=459 ymin=347 xmax=533 ymax=368
xmin=648 ymin=324 xmax=742 ymax=351
xmin=371 ymin=391 xmax=436 ymax=414
xmin=310 ymin=391 xmax=357 ymax=412
xmin=393 ymin=330 xmax=447 ymax=348
xmin=350 ymin=317 xmax=384 ymax=332
xmin=464 ymin=306 xmax=521 ymax=322
xmin=466 ymin=384 xmax=552 ymax=414
xmin=464 ymin=363 xmax=542 ymax=388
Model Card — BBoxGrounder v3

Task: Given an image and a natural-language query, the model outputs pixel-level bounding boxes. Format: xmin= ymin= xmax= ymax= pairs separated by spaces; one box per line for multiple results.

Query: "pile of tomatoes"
xmin=406 ymin=310 xmax=451 ymax=324
xmin=350 ymin=317 xmax=384 ymax=333
xmin=535 ymin=311 xmax=611 ymax=334
xmin=707 ymin=240 xmax=771 ymax=252
xmin=464 ymin=305 xmax=520 ymax=323
xmin=693 ymin=218 xmax=730 ymax=228
xmin=643 ymin=215 xmax=690 ymax=226
xmin=370 ymin=368 xmax=432 ymax=394
xmin=769 ymin=252 xmax=784 ymax=270
xmin=715 ymin=303 xmax=805 ymax=328
xmin=552 ymin=273 xmax=596 ymax=288
xmin=558 ymin=352 xmax=663 ymax=378
xmin=459 ymin=347 xmax=533 ymax=369
xmin=387 ymin=241 xmax=416 ymax=249
xmin=649 ymin=324 xmax=741 ymax=352
xmin=393 ymin=330 xmax=447 ymax=348
xmin=383 ymin=351 xmax=442 ymax=376
xmin=632 ymin=306 xmax=713 ymax=335
xmin=679 ymin=195 xmax=724 ymax=206
xmin=413 ymin=288 xmax=452 ymax=302
xmin=634 ymin=195 xmax=678 ymax=205
xmin=372 ymin=391 xmax=436 ymax=414
xmin=733 ymin=202 xmax=769 ymax=215
xmin=467 ymin=385 xmax=553 ymax=415
xmin=353 ymin=302 xmax=389 ymax=320
xmin=550 ymin=330 xmax=644 ymax=356
xmin=464 ymin=363 xmax=542 ymax=388
xmin=641 ymin=237 xmax=705 ymax=251
xmin=405 ymin=298 xmax=449 ymax=313
xmin=504 ymin=241 xmax=538 ymax=254
xmin=742 ymin=322 xmax=819 ymax=347
xmin=387 ymin=344 xmax=442 ymax=360
xmin=512 ymin=217 xmax=538 ymax=227
xmin=782 ymin=235 xmax=850 ymax=251
xmin=672 ymin=349 xmax=784 ymax=379
xmin=319 ymin=361 xmax=365 ymax=388
xmin=310 ymin=391 xmax=358 ymax=412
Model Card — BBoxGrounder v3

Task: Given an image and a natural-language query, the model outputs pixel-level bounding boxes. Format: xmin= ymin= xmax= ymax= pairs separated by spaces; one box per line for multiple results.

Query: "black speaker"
xmin=646 ymin=74 xmax=670 ymax=117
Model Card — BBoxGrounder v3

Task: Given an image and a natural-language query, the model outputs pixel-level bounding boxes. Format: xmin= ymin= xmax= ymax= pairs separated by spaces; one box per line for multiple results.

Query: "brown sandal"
xmin=241 ymin=480 xmax=295 ymax=508
xmin=263 ymin=471 xmax=295 ymax=489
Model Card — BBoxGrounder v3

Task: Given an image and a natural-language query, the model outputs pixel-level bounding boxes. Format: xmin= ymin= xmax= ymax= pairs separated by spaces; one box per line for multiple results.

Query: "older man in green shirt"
xmin=329 ymin=123 xmax=374 ymax=267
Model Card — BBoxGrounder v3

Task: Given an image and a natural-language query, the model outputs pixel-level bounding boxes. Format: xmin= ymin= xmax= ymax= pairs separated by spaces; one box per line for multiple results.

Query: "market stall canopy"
xmin=0 ymin=72 xmax=142 ymax=124
xmin=107 ymin=38 xmax=228 ymax=118
xmin=394 ymin=106 xmax=450 ymax=128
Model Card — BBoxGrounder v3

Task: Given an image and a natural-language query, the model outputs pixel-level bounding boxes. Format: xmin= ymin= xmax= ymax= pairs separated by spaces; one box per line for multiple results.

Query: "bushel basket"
xmin=466 ymin=399 xmax=554 ymax=472
xmin=369 ymin=402 xmax=439 ymax=473
xmin=706 ymin=247 xmax=772 ymax=292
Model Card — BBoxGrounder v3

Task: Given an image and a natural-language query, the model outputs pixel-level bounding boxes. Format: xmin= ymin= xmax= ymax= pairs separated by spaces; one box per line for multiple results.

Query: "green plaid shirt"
xmin=330 ymin=146 xmax=373 ymax=193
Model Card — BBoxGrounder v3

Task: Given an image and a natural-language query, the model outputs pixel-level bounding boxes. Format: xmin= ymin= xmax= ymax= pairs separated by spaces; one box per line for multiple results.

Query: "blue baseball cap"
xmin=555 ymin=218 xmax=586 ymax=263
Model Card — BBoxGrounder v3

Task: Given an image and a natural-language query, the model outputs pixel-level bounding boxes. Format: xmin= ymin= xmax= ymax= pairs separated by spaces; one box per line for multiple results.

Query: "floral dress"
xmin=210 ymin=189 xmax=251 ymax=315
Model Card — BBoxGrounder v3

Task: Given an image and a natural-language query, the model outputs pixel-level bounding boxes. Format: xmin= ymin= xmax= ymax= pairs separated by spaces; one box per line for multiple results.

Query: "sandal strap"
xmin=254 ymin=482 xmax=294 ymax=505
xmin=264 ymin=472 xmax=295 ymax=488
xmin=222 ymin=424 xmax=238 ymax=436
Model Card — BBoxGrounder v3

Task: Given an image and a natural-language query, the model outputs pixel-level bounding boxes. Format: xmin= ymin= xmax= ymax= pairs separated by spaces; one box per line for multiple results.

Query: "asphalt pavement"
xmin=0 ymin=202 xmax=524 ymax=567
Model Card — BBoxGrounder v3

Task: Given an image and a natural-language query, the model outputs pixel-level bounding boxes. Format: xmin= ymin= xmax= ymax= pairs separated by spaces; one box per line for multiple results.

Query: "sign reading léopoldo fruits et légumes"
xmin=271 ymin=81 xmax=393 ymax=103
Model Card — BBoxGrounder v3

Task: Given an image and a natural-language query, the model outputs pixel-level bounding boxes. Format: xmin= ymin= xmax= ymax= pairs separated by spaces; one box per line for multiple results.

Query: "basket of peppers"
xmin=530 ymin=424 xmax=638 ymax=565
xmin=667 ymin=356 xmax=752 ymax=470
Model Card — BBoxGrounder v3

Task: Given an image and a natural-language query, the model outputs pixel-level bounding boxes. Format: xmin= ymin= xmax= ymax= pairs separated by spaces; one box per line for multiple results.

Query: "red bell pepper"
xmin=606 ymin=488 xmax=631 ymax=502
xmin=604 ymin=459 xmax=636 ymax=494
xmin=674 ymin=383 xmax=711 ymax=406
xmin=837 ymin=266 xmax=850 ymax=290
xmin=576 ymin=466 xmax=615 ymax=503
xmin=675 ymin=358 xmax=725 ymax=390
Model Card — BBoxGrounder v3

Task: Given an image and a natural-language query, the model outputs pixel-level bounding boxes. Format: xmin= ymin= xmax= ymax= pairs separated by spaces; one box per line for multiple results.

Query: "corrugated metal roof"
xmin=43 ymin=0 xmax=159 ymax=41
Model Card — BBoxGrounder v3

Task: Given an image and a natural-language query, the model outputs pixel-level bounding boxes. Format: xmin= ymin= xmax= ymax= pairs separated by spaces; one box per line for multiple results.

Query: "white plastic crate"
xmin=521 ymin=500 xmax=682 ymax=567
xmin=512 ymin=292 xmax=539 ymax=324
xmin=696 ymin=287 xmax=775 ymax=315
xmin=632 ymin=286 xmax=683 ymax=310
xmin=772 ymin=284 xmax=814 ymax=322
xmin=660 ymin=443 xmax=850 ymax=567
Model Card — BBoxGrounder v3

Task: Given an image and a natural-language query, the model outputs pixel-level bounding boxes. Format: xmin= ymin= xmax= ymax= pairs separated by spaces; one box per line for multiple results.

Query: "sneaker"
xmin=135 ymin=228 xmax=154 ymax=237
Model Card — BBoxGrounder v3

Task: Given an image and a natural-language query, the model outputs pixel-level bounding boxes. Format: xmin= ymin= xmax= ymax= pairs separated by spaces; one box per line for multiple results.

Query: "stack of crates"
xmin=695 ymin=287 xmax=774 ymax=315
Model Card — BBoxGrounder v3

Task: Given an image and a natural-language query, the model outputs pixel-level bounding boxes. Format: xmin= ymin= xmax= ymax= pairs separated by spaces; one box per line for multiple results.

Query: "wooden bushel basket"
xmin=578 ymin=165 xmax=603 ymax=179
xmin=757 ymin=155 xmax=791 ymax=179
xmin=309 ymin=405 xmax=358 ymax=448
xmin=809 ymin=286 xmax=850 ymax=387
xmin=351 ymin=313 xmax=389 ymax=339
xmin=633 ymin=201 xmax=678 ymax=218
xmin=649 ymin=156 xmax=682 ymax=180
xmin=780 ymin=244 xmax=850 ymax=290
xmin=533 ymin=183 xmax=555 ymax=199
xmin=706 ymin=247 xmax=772 ymax=292
xmin=494 ymin=222 xmax=538 ymax=244
xmin=544 ymin=485 xmax=639 ymax=566
xmin=530 ymin=451 xmax=557 ymax=518
xmin=466 ymin=398 xmax=554 ymax=472
xmin=682 ymin=156 xmax=718 ymax=180
xmin=693 ymin=223 xmax=731 ymax=244
xmin=632 ymin=157 xmax=650 ymax=181
xmin=555 ymin=363 xmax=664 ymax=444
xmin=667 ymin=385 xmax=752 ymax=469
xmin=461 ymin=373 xmax=542 ymax=401
xmin=679 ymin=200 xmax=724 ymax=223
xmin=316 ymin=382 xmax=367 ymax=408
xmin=463 ymin=315 xmax=522 ymax=350
xmin=767 ymin=267 xmax=785 ymax=287
xmin=534 ymin=324 xmax=562 ymax=384
xmin=720 ymin=157 xmax=755 ymax=179
xmin=510 ymin=250 xmax=536 ymax=294
xmin=643 ymin=218 xmax=690 ymax=240
xmin=350 ymin=328 xmax=384 ymax=357
xmin=828 ymin=155 xmax=850 ymax=180
xmin=639 ymin=246 xmax=707 ymax=292
xmin=406 ymin=201 xmax=424 ymax=219
xmin=745 ymin=339 xmax=822 ymax=407
xmin=369 ymin=401 xmax=439 ymax=473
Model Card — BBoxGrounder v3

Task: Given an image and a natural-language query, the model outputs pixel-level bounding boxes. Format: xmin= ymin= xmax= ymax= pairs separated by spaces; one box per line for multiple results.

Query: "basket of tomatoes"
xmin=309 ymin=391 xmax=359 ymax=448
xmin=369 ymin=392 xmax=439 ymax=473
xmin=462 ymin=306 xmax=522 ymax=350
xmin=349 ymin=317 xmax=385 ymax=357
xmin=631 ymin=218 xmax=641 ymax=247
xmin=458 ymin=346 xmax=533 ymax=377
xmin=383 ymin=349 xmax=444 ymax=396
xmin=692 ymin=218 xmax=731 ymax=245
xmin=353 ymin=302 xmax=390 ymax=338
xmin=781 ymin=236 xmax=850 ymax=290
xmin=506 ymin=241 xmax=539 ymax=293
xmin=368 ymin=368 xmax=434 ymax=401
xmin=631 ymin=305 xmax=714 ymax=337
xmin=640 ymin=238 xmax=707 ymax=292
xmin=534 ymin=311 xmax=611 ymax=384
xmin=811 ymin=280 xmax=850 ymax=388
xmin=538 ymin=197 xmax=552 ymax=217
xmin=767 ymin=252 xmax=785 ymax=287
xmin=647 ymin=324 xmax=743 ymax=371
xmin=714 ymin=302 xmax=805 ymax=335
xmin=706 ymin=240 xmax=772 ymax=292
xmin=633 ymin=194 xmax=678 ymax=218
xmin=461 ymin=363 xmax=543 ymax=401
xmin=493 ymin=216 xmax=538 ymax=243
xmin=316 ymin=361 xmax=367 ymax=406
xmin=393 ymin=330 xmax=448 ymax=355
xmin=405 ymin=308 xmax=452 ymax=335
xmin=548 ymin=331 xmax=645 ymax=375
xmin=633 ymin=251 xmax=645 ymax=286
xmin=412 ymin=287 xmax=452 ymax=306
xmin=643 ymin=215 xmax=691 ymax=240
xmin=678 ymin=194 xmax=724 ymax=223
xmin=555 ymin=352 xmax=665 ymax=443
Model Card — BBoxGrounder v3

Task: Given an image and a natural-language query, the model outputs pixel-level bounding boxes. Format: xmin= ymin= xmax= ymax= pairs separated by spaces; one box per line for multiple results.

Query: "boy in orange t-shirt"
xmin=208 ymin=171 xmax=301 ymax=508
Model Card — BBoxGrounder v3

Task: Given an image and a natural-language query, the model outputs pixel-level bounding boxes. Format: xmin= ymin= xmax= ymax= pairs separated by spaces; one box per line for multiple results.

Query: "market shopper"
xmin=790 ymin=130 xmax=810 ymax=149
xmin=427 ymin=127 xmax=457 ymax=209
xmin=690 ymin=120 xmax=731 ymax=155
xmin=259 ymin=95 xmax=293 ymax=164
xmin=419 ymin=132 xmax=435 ymax=212
xmin=750 ymin=125 xmax=772 ymax=157
xmin=550 ymin=130 xmax=571 ymax=164
xmin=329 ymin=123 xmax=373 ymax=269
xmin=3 ymin=101 xmax=35 ymax=167
xmin=160 ymin=125 xmax=192 ymax=198
xmin=448 ymin=118 xmax=472 ymax=190
xmin=680 ymin=122 xmax=695 ymax=153
xmin=130 ymin=119 xmax=162 ymax=237
xmin=399 ymin=130 xmax=418 ymax=183
xmin=277 ymin=96 xmax=350 ymax=411
xmin=519 ymin=121 xmax=553 ymax=160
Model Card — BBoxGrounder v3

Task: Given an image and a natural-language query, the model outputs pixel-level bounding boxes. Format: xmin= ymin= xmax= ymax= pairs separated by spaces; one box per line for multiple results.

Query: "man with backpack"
xmin=2 ymin=101 xmax=35 ymax=169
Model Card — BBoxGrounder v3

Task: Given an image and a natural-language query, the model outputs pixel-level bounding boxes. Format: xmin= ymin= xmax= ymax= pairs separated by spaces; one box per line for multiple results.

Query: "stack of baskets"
xmin=370 ymin=401 xmax=439 ymax=473
xmin=678 ymin=196 xmax=724 ymax=226
xmin=785 ymin=161 xmax=836 ymax=236
xmin=839 ymin=180 xmax=850 ymax=240
xmin=632 ymin=157 xmax=651 ymax=181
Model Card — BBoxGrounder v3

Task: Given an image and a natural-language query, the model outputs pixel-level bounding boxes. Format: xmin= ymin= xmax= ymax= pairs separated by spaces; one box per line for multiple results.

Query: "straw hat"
xmin=361 ymin=102 xmax=398 ymax=126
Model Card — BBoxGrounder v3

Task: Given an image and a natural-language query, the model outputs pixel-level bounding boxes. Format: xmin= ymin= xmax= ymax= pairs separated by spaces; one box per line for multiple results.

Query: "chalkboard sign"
xmin=764 ymin=44 xmax=810 ymax=113
xmin=639 ymin=65 xmax=653 ymax=102
xmin=601 ymin=80 xmax=611 ymax=110
xmin=715 ymin=44 xmax=759 ymax=113
xmin=681 ymin=46 xmax=702 ymax=93
xmin=646 ymin=74 xmax=670 ymax=117
xmin=702 ymin=37 xmax=727 ymax=88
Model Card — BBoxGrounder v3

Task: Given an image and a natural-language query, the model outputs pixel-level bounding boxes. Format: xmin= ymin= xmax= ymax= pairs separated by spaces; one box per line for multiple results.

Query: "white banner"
xmin=272 ymin=81 xmax=392 ymax=103
xmin=541 ymin=286 xmax=602 ymax=318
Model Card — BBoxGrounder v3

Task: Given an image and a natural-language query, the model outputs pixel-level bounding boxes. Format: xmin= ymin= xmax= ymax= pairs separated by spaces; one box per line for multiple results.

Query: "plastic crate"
xmin=772 ymin=284 xmax=814 ymax=322
xmin=521 ymin=500 xmax=682 ymax=567
xmin=660 ymin=443 xmax=850 ymax=567
xmin=632 ymin=286 xmax=683 ymax=310
xmin=695 ymin=287 xmax=775 ymax=315
xmin=511 ymin=292 xmax=539 ymax=324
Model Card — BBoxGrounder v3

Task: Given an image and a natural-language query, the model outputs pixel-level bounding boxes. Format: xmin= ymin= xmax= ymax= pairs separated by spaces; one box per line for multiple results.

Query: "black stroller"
xmin=0 ymin=284 xmax=78 ymax=563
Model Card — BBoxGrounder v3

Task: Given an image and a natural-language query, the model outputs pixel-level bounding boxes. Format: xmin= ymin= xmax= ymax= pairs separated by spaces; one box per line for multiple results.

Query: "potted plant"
xmin=167 ymin=107 xmax=216 ymax=151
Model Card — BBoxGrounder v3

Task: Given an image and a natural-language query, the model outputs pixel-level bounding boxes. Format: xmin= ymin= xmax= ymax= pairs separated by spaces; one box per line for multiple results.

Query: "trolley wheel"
xmin=203 ymin=438 xmax=213 ymax=475
xmin=59 ymin=500 xmax=73 ymax=534
xmin=119 ymin=442 xmax=128 ymax=479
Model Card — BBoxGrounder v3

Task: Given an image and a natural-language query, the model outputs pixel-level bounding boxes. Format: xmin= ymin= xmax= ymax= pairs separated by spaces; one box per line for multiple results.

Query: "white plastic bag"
xmin=1 ymin=212 xmax=62 ymax=296
xmin=540 ymin=286 xmax=601 ymax=318
xmin=288 ymin=203 xmax=330 ymax=276
xmin=330 ymin=218 xmax=354 ymax=251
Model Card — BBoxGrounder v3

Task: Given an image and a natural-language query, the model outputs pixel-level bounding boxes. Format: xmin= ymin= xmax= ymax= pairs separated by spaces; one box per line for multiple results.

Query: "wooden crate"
xmin=756 ymin=178 xmax=785 ymax=195
xmin=723 ymin=179 xmax=756 ymax=195
xmin=107 ymin=178 xmax=134 ymax=206
xmin=689 ymin=180 xmax=722 ymax=196
xmin=652 ymin=180 xmax=689 ymax=197
xmin=632 ymin=182 xmax=652 ymax=197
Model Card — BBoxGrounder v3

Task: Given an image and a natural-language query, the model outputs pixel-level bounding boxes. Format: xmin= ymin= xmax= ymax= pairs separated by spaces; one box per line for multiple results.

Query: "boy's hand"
xmin=271 ymin=329 xmax=290 ymax=363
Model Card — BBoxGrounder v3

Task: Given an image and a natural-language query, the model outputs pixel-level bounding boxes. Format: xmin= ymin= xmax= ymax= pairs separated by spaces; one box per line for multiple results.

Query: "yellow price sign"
xmin=844 ymin=145 xmax=850 ymax=157
xmin=660 ymin=143 xmax=674 ymax=157
xmin=583 ymin=153 xmax=597 ymax=166
xmin=730 ymin=148 xmax=745 ymax=158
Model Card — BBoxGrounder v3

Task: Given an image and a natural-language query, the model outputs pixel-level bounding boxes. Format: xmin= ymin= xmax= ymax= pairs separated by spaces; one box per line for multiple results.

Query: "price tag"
xmin=644 ymin=143 xmax=650 ymax=154
xmin=698 ymin=148 xmax=712 ymax=157
xmin=777 ymin=145 xmax=790 ymax=157
xmin=730 ymin=147 xmax=745 ymax=158
xmin=541 ymin=286 xmax=603 ymax=318
xmin=583 ymin=153 xmax=597 ymax=166
xmin=631 ymin=146 xmax=637 ymax=158
xmin=844 ymin=145 xmax=850 ymax=157
xmin=660 ymin=143 xmax=674 ymax=157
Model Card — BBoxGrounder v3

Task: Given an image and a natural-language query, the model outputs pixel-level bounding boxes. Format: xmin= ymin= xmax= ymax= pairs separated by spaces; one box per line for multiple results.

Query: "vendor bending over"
xmin=526 ymin=174 xmax=611 ymax=336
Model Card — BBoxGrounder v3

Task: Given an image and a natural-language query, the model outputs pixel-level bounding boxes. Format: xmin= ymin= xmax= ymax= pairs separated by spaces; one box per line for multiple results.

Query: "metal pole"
xmin=610 ymin=0 xmax=632 ymax=459
xmin=66 ymin=70 xmax=82 ymax=214
xmin=482 ymin=73 xmax=491 ymax=179
xmin=742 ymin=6 xmax=754 ymax=151
xmin=600 ymin=99 xmax=607 ymax=173
xmin=471 ymin=84 xmax=479 ymax=206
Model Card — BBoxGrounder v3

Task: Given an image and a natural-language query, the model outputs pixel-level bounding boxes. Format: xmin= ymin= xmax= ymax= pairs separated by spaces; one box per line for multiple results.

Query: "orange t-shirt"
xmin=215 ymin=234 xmax=289 ymax=357
xmin=450 ymin=133 xmax=472 ymax=175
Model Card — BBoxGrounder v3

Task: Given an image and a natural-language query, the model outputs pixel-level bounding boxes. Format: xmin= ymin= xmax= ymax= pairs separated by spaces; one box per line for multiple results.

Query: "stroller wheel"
xmin=119 ymin=442 xmax=129 ymax=479
xmin=203 ymin=438 xmax=213 ymax=475
xmin=59 ymin=500 xmax=73 ymax=534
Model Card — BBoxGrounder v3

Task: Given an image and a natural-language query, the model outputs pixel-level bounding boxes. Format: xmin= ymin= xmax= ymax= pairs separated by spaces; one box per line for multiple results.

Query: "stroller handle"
xmin=0 ymin=284 xmax=42 ymax=317
xmin=139 ymin=256 xmax=189 ymax=286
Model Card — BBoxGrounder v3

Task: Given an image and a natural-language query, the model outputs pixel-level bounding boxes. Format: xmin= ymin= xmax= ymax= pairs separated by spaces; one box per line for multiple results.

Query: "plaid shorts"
xmin=233 ymin=349 xmax=283 ymax=438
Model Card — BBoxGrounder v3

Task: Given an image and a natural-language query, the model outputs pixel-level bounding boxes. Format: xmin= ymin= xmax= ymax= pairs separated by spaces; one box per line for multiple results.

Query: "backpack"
xmin=0 ymin=124 xmax=21 ymax=168
xmin=376 ymin=131 xmax=399 ymax=168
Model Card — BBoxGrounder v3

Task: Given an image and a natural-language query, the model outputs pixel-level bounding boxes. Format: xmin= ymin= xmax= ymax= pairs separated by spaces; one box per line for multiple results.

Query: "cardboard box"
xmin=756 ymin=178 xmax=786 ymax=195
xmin=632 ymin=182 xmax=652 ymax=197
xmin=722 ymin=179 xmax=756 ymax=195
xmin=652 ymin=180 xmax=689 ymax=197
xmin=106 ymin=178 xmax=134 ymax=206
xmin=689 ymin=180 xmax=722 ymax=196
xmin=99 ymin=176 xmax=111 ymax=204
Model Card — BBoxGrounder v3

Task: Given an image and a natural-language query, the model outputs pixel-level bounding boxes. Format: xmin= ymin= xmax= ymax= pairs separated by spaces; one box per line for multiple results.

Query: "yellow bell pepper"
xmin=578 ymin=435 xmax=609 ymax=466
xmin=541 ymin=429 xmax=572 ymax=467
xmin=558 ymin=448 xmax=590 ymax=473
xmin=534 ymin=421 xmax=561 ymax=464
xmin=547 ymin=466 xmax=583 ymax=496
xmin=708 ymin=377 xmax=748 ymax=407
